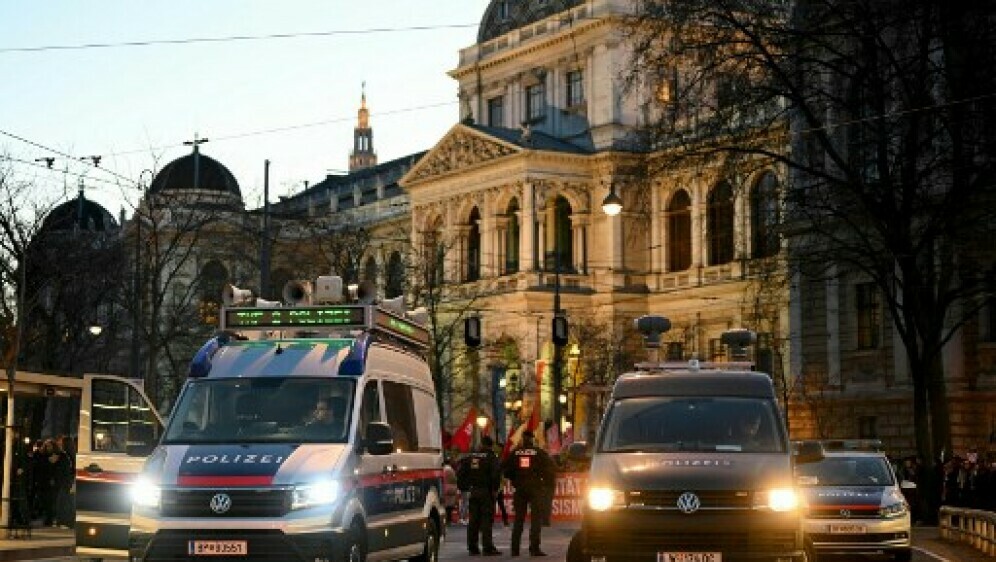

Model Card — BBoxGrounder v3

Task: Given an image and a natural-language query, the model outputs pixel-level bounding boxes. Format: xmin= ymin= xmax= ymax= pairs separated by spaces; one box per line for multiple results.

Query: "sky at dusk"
xmin=0 ymin=1 xmax=489 ymax=219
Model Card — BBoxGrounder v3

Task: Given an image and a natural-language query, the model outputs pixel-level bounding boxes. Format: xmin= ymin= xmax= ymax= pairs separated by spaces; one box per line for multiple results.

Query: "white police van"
xmin=794 ymin=440 xmax=913 ymax=562
xmin=75 ymin=277 xmax=446 ymax=562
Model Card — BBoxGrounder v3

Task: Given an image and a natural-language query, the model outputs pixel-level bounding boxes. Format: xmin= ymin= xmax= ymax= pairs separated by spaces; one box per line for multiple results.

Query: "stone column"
xmin=826 ymin=264 xmax=841 ymax=386
xmin=690 ymin=187 xmax=703 ymax=269
xmin=480 ymin=212 xmax=495 ymax=279
xmin=520 ymin=182 xmax=536 ymax=271
xmin=571 ymin=213 xmax=590 ymax=273
xmin=651 ymin=185 xmax=662 ymax=272
xmin=494 ymin=216 xmax=510 ymax=276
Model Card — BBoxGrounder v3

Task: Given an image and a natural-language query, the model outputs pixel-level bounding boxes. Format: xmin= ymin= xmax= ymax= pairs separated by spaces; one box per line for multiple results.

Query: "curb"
xmin=0 ymin=544 xmax=75 ymax=562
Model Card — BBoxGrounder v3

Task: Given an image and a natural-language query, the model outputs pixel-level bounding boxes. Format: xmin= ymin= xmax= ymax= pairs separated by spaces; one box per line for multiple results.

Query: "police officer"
xmin=502 ymin=429 xmax=556 ymax=557
xmin=458 ymin=435 xmax=502 ymax=556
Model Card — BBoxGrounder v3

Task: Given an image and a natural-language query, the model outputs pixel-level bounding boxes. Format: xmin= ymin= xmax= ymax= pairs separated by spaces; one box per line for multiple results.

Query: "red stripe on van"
xmin=178 ymin=475 xmax=274 ymax=486
xmin=76 ymin=469 xmax=134 ymax=483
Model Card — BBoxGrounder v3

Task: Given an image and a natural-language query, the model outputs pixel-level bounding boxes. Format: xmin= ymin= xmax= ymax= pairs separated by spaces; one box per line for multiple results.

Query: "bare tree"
xmin=128 ymin=190 xmax=249 ymax=408
xmin=625 ymin=0 xmax=996 ymax=517
xmin=0 ymin=158 xmax=59 ymax=373
xmin=408 ymin=229 xmax=487 ymax=428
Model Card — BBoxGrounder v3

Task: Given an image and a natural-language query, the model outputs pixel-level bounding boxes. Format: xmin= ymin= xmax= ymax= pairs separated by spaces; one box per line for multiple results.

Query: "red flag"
xmin=546 ymin=423 xmax=562 ymax=455
xmin=451 ymin=407 xmax=477 ymax=452
xmin=502 ymin=403 xmax=541 ymax=459
xmin=562 ymin=424 xmax=574 ymax=449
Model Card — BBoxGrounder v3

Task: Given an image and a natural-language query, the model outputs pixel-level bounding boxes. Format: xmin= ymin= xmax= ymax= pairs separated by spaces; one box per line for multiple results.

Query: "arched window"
xmin=467 ymin=207 xmax=481 ymax=281
xmin=364 ymin=255 xmax=378 ymax=285
xmin=422 ymin=216 xmax=445 ymax=287
xmin=385 ymin=251 xmax=404 ymax=298
xmin=707 ymin=181 xmax=735 ymax=266
xmin=199 ymin=260 xmax=228 ymax=303
xmin=547 ymin=196 xmax=573 ymax=272
xmin=751 ymin=172 xmax=780 ymax=258
xmin=667 ymin=190 xmax=692 ymax=271
xmin=506 ymin=198 xmax=520 ymax=274
xmin=199 ymin=261 xmax=228 ymax=325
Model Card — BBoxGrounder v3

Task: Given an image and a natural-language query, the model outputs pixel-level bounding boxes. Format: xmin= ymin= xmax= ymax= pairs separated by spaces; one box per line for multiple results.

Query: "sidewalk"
xmin=0 ymin=525 xmax=74 ymax=562
xmin=912 ymin=525 xmax=992 ymax=562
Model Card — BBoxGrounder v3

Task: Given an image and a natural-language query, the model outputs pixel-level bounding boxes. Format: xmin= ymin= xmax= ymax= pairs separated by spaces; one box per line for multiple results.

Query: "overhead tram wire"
xmin=103 ymin=100 xmax=458 ymax=158
xmin=0 ymin=24 xmax=477 ymax=54
xmin=0 ymin=128 xmax=139 ymax=188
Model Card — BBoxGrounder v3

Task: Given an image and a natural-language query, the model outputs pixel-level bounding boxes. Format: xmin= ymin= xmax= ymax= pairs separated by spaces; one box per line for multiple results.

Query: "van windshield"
xmin=796 ymin=456 xmax=895 ymax=486
xmin=599 ymin=396 xmax=785 ymax=453
xmin=163 ymin=377 xmax=355 ymax=444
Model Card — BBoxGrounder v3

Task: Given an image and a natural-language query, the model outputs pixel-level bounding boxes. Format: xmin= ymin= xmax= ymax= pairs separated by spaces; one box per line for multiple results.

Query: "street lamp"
xmin=476 ymin=415 xmax=490 ymax=446
xmin=602 ymin=183 xmax=623 ymax=216
xmin=88 ymin=325 xmax=103 ymax=337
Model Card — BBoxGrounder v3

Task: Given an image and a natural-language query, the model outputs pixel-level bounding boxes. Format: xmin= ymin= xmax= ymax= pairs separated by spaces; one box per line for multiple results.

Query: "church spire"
xmin=349 ymin=82 xmax=377 ymax=172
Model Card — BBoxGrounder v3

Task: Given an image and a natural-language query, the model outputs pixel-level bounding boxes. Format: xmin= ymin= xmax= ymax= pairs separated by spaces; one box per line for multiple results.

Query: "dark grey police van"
xmin=570 ymin=358 xmax=810 ymax=562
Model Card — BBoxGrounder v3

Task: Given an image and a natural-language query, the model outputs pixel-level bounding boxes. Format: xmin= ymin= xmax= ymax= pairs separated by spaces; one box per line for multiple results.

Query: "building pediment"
xmin=402 ymin=124 xmax=521 ymax=185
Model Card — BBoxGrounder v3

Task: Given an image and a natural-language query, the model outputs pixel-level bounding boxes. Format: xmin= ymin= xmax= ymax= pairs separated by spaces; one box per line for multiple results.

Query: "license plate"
xmin=658 ymin=552 xmax=721 ymax=562
xmin=829 ymin=524 xmax=866 ymax=534
xmin=189 ymin=540 xmax=248 ymax=556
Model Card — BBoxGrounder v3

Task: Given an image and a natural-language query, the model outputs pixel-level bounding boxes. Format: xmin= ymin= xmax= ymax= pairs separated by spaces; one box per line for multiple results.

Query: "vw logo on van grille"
xmin=209 ymin=493 xmax=232 ymax=514
xmin=676 ymin=492 xmax=701 ymax=514
xmin=839 ymin=509 xmax=851 ymax=518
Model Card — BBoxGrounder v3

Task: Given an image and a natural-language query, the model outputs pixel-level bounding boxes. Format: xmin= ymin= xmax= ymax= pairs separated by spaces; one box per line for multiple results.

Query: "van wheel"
xmin=343 ymin=525 xmax=366 ymax=562
xmin=893 ymin=548 xmax=912 ymax=562
xmin=411 ymin=518 xmax=439 ymax=562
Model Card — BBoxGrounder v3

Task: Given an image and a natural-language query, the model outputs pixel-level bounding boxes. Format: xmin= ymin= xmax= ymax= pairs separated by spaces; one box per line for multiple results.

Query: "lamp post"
xmin=551 ymin=203 xmax=568 ymax=445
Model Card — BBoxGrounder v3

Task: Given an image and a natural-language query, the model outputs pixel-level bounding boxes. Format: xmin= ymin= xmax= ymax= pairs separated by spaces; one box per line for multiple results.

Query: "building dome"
xmin=148 ymin=150 xmax=241 ymax=197
xmin=39 ymin=195 xmax=118 ymax=234
xmin=478 ymin=0 xmax=585 ymax=43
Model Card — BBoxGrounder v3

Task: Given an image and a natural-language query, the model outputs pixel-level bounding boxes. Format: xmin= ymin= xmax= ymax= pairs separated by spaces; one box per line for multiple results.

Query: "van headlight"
xmin=130 ymin=477 xmax=161 ymax=509
xmin=880 ymin=489 xmax=908 ymax=518
xmin=754 ymin=488 xmax=799 ymax=512
xmin=587 ymin=487 xmax=626 ymax=511
xmin=292 ymin=480 xmax=340 ymax=510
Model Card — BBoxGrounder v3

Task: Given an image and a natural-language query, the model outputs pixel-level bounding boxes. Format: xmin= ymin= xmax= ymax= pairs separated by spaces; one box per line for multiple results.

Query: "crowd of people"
xmin=9 ymin=434 xmax=76 ymax=529
xmin=894 ymin=453 xmax=996 ymax=517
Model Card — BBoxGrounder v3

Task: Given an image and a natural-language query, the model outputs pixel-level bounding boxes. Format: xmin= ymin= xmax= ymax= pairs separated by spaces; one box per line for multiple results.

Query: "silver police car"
xmin=794 ymin=440 xmax=912 ymax=562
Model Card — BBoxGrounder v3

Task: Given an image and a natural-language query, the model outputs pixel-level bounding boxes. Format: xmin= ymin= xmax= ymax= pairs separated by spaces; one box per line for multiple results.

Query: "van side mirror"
xmin=794 ymin=441 xmax=825 ymax=464
xmin=566 ymin=441 xmax=590 ymax=462
xmin=900 ymin=480 xmax=917 ymax=490
xmin=126 ymin=424 xmax=158 ymax=457
xmin=365 ymin=422 xmax=395 ymax=455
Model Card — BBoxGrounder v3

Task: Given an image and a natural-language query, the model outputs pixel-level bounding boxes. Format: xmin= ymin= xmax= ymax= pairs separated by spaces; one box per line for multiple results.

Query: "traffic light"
xmin=552 ymin=314 xmax=569 ymax=346
xmin=464 ymin=316 xmax=482 ymax=348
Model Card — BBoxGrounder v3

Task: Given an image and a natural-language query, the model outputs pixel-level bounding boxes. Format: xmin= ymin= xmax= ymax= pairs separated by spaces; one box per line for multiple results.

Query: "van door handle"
xmin=382 ymin=465 xmax=397 ymax=475
xmin=85 ymin=463 xmax=103 ymax=473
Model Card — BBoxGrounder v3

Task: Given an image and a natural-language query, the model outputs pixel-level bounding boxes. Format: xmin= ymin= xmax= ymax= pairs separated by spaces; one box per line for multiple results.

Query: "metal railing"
xmin=939 ymin=505 xmax=996 ymax=556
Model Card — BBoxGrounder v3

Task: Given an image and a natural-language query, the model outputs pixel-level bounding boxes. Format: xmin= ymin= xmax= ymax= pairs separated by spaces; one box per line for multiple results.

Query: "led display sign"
xmin=222 ymin=305 xmax=430 ymax=349
xmin=224 ymin=306 xmax=367 ymax=329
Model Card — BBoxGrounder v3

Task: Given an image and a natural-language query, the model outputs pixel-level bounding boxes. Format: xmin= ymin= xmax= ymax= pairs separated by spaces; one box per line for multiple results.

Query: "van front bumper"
xmin=130 ymin=529 xmax=347 ymax=562
xmin=580 ymin=509 xmax=805 ymax=562
xmin=803 ymin=514 xmax=911 ymax=555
